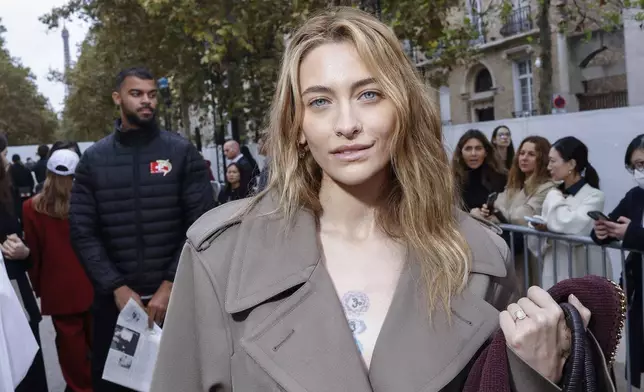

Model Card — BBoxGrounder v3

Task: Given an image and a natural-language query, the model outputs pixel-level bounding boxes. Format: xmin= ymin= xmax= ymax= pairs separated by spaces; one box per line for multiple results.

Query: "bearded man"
xmin=69 ymin=67 xmax=216 ymax=391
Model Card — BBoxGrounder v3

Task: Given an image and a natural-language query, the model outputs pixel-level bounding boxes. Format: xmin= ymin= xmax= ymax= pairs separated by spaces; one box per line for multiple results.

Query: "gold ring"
xmin=514 ymin=309 xmax=527 ymax=321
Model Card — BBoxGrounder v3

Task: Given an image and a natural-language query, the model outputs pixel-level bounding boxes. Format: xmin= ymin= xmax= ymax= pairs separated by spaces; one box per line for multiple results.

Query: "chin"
xmin=323 ymin=164 xmax=389 ymax=188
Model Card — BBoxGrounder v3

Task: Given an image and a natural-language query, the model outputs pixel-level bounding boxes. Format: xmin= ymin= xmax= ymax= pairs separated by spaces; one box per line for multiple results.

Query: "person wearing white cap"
xmin=22 ymin=148 xmax=94 ymax=392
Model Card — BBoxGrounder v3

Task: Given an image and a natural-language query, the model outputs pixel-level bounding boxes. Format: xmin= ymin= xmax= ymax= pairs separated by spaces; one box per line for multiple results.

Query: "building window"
xmin=474 ymin=68 xmax=493 ymax=92
xmin=466 ymin=0 xmax=484 ymax=39
xmin=513 ymin=58 xmax=535 ymax=116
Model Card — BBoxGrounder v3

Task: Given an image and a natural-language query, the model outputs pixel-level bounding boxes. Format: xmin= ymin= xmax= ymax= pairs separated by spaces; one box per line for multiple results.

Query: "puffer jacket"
xmin=70 ymin=121 xmax=216 ymax=297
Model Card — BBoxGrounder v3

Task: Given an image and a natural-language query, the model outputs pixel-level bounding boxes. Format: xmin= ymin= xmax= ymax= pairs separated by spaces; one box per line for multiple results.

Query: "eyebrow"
xmin=300 ymin=77 xmax=377 ymax=96
xmin=129 ymin=89 xmax=157 ymax=94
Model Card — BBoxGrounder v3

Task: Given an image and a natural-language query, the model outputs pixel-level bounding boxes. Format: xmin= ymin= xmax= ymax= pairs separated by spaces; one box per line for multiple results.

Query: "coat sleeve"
xmin=21 ymin=202 xmax=42 ymax=297
xmin=509 ymin=183 xmax=555 ymax=226
xmin=543 ymin=188 xmax=605 ymax=235
xmin=166 ymin=145 xmax=216 ymax=281
xmin=69 ymin=152 xmax=126 ymax=295
xmin=151 ymin=244 xmax=232 ymax=392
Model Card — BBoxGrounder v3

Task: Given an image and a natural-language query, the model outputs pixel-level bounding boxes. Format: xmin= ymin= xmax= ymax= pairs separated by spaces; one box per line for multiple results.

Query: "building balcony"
xmin=500 ymin=6 xmax=533 ymax=37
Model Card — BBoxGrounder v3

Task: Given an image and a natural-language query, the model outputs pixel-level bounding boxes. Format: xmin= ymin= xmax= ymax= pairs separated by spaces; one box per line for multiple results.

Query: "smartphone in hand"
xmin=486 ymin=192 xmax=498 ymax=211
xmin=524 ymin=215 xmax=547 ymax=226
xmin=587 ymin=211 xmax=616 ymax=223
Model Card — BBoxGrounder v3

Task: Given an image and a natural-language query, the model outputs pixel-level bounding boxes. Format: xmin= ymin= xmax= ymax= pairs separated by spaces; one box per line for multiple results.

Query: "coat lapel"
xmin=224 ymin=197 xmax=372 ymax=392
xmin=367 ymin=261 xmax=503 ymax=392
xmin=368 ymin=213 xmax=510 ymax=392
xmin=226 ymin=198 xmax=509 ymax=392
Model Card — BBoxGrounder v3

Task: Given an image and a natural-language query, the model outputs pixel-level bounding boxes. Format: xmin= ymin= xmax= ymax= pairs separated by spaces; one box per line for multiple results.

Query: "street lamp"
xmin=157 ymin=77 xmax=172 ymax=132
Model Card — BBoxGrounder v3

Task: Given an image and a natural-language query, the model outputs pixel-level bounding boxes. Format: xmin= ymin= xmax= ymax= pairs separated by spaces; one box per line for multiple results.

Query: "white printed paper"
xmin=0 ymin=254 xmax=38 ymax=392
xmin=102 ymin=298 xmax=162 ymax=392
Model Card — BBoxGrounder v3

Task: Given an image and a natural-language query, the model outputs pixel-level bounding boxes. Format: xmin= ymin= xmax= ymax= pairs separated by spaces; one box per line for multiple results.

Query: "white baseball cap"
xmin=47 ymin=149 xmax=80 ymax=176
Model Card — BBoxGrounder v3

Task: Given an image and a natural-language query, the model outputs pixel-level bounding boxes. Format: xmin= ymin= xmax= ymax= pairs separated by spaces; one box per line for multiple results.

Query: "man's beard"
xmin=123 ymin=106 xmax=157 ymax=129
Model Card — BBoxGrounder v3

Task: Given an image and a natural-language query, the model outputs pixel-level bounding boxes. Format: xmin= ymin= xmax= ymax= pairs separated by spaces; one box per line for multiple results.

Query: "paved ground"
xmin=41 ymin=316 xmax=66 ymax=392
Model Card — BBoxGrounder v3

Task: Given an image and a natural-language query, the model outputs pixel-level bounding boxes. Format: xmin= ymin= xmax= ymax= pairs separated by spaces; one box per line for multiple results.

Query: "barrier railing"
xmin=500 ymin=223 xmax=642 ymax=391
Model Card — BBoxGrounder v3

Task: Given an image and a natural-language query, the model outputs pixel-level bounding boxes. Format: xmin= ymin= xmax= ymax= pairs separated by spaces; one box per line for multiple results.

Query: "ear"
xmin=112 ymin=91 xmax=121 ymax=106
xmin=298 ymin=131 xmax=307 ymax=146
xmin=568 ymin=158 xmax=577 ymax=171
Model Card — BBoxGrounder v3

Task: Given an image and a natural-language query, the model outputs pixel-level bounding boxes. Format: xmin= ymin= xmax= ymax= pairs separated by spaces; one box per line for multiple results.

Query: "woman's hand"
xmin=470 ymin=208 xmax=483 ymax=219
xmin=0 ymin=234 xmax=30 ymax=260
xmin=480 ymin=204 xmax=491 ymax=219
xmin=593 ymin=219 xmax=609 ymax=240
xmin=500 ymin=286 xmax=591 ymax=384
xmin=603 ymin=217 xmax=631 ymax=240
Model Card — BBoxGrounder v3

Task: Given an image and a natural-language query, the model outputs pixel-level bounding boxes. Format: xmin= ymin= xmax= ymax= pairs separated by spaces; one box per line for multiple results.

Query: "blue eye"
xmin=360 ymin=91 xmax=380 ymax=101
xmin=310 ymin=98 xmax=329 ymax=108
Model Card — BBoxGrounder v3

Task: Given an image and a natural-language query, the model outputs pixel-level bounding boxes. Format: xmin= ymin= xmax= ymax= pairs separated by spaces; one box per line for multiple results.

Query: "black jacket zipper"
xmin=133 ymin=146 xmax=145 ymax=292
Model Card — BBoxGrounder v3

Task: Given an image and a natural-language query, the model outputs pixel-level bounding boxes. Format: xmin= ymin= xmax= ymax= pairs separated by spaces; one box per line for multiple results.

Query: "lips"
xmin=330 ymin=142 xmax=375 ymax=162
xmin=331 ymin=143 xmax=374 ymax=154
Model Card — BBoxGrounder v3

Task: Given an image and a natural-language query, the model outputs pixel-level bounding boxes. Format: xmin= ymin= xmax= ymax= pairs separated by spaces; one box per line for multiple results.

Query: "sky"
xmin=1 ymin=0 xmax=89 ymax=112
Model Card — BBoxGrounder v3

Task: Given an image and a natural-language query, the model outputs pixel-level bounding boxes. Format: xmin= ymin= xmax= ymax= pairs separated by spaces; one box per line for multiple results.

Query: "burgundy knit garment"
xmin=463 ymin=275 xmax=625 ymax=392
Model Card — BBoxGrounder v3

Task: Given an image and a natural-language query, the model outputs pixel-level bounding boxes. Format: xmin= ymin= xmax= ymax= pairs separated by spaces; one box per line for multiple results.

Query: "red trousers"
xmin=52 ymin=312 xmax=93 ymax=392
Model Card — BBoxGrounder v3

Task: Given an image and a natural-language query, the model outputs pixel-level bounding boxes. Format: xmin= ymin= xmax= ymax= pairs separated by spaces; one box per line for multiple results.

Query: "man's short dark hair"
xmin=11 ymin=154 xmax=20 ymax=163
xmin=37 ymin=144 xmax=49 ymax=159
xmin=115 ymin=67 xmax=155 ymax=91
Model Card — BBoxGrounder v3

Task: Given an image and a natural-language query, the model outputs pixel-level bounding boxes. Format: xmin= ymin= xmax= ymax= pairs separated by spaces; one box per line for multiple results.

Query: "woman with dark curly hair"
xmin=452 ymin=129 xmax=507 ymax=211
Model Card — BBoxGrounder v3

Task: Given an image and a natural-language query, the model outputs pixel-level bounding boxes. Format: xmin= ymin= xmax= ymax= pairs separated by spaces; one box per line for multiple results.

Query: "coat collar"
xmin=214 ymin=195 xmax=509 ymax=392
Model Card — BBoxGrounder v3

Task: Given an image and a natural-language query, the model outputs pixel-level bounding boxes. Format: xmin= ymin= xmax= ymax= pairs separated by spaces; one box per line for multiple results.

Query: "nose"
xmin=333 ymin=102 xmax=362 ymax=139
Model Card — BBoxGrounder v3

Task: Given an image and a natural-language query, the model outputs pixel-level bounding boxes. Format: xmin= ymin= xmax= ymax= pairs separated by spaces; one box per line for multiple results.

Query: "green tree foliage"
xmin=0 ymin=19 xmax=58 ymax=145
xmin=43 ymin=0 xmax=484 ymax=142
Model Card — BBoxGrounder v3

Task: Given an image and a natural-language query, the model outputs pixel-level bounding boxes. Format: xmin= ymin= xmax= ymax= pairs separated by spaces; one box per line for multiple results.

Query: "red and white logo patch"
xmin=150 ymin=159 xmax=172 ymax=176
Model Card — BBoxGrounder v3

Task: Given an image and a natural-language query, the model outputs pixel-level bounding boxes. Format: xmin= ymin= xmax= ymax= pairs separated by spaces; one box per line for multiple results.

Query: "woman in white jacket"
xmin=530 ymin=136 xmax=609 ymax=289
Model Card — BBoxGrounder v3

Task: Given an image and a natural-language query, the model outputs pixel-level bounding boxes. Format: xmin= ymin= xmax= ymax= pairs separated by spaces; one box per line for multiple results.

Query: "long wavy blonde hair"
xmin=253 ymin=7 xmax=471 ymax=313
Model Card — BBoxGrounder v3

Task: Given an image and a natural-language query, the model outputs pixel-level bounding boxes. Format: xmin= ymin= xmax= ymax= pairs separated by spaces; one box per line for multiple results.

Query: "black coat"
xmin=69 ymin=122 xmax=216 ymax=297
xmin=591 ymin=186 xmax=644 ymax=388
xmin=32 ymin=158 xmax=48 ymax=183
xmin=460 ymin=165 xmax=507 ymax=211
xmin=0 ymin=204 xmax=41 ymax=325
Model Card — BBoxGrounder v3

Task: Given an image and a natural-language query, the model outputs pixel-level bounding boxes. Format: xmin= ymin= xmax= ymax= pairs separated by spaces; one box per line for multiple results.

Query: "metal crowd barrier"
xmin=500 ymin=223 xmax=643 ymax=391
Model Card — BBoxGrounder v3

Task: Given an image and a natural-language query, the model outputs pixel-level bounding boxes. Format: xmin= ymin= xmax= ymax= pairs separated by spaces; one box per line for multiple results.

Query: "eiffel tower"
xmin=62 ymin=25 xmax=71 ymax=97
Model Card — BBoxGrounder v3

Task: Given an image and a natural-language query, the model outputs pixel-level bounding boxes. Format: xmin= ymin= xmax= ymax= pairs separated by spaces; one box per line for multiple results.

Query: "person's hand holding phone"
xmin=603 ymin=217 xmax=631 ymax=240
xmin=593 ymin=219 xmax=609 ymax=240
xmin=480 ymin=204 xmax=491 ymax=218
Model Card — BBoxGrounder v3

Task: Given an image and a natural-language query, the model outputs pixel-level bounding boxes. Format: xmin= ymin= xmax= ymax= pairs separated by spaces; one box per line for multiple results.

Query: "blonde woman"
xmin=152 ymin=8 xmax=602 ymax=391
xmin=474 ymin=135 xmax=555 ymax=291
xmin=23 ymin=149 xmax=94 ymax=392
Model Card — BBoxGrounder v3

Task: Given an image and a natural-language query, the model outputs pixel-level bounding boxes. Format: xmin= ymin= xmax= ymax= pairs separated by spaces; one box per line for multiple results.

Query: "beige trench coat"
xmin=151 ymin=195 xmax=613 ymax=392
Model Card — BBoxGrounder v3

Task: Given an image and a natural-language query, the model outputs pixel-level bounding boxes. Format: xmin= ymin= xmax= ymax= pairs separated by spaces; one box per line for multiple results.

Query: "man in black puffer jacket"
xmin=70 ymin=67 xmax=216 ymax=392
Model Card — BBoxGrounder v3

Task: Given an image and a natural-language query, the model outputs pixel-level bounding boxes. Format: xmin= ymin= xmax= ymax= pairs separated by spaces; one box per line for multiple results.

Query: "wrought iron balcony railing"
xmin=500 ymin=6 xmax=533 ymax=37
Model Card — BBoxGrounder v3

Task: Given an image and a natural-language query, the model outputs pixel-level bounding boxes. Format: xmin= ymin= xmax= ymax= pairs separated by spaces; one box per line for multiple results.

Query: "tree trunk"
xmin=179 ymin=89 xmax=191 ymax=140
xmin=537 ymin=0 xmax=553 ymax=115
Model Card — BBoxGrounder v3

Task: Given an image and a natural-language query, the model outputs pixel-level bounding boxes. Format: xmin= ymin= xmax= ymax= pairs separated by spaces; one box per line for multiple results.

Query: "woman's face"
xmin=630 ymin=149 xmax=644 ymax=173
xmin=494 ymin=127 xmax=512 ymax=147
xmin=299 ymin=42 xmax=396 ymax=187
xmin=1 ymin=148 xmax=8 ymax=170
xmin=517 ymin=142 xmax=538 ymax=175
xmin=547 ymin=147 xmax=575 ymax=181
xmin=461 ymin=138 xmax=486 ymax=170
xmin=226 ymin=165 xmax=241 ymax=184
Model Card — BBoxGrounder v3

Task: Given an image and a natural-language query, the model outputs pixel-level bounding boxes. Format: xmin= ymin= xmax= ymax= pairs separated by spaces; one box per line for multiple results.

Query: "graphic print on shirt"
xmin=342 ymin=291 xmax=369 ymax=353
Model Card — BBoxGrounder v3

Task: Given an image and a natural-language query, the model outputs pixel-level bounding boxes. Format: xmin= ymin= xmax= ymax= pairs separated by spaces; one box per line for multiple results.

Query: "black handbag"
xmin=560 ymin=302 xmax=596 ymax=392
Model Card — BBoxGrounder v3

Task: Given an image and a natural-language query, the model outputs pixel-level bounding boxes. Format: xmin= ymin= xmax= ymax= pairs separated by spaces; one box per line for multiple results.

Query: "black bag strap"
xmin=560 ymin=302 xmax=596 ymax=392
